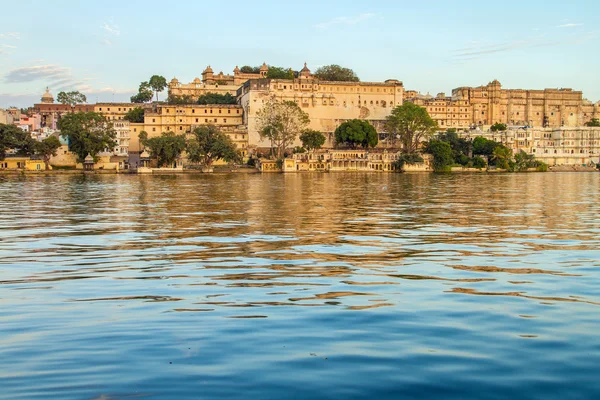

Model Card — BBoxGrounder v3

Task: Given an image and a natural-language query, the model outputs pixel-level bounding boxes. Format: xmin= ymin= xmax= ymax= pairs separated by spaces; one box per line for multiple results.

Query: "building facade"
xmin=238 ymin=64 xmax=404 ymax=151
xmin=406 ymin=80 xmax=600 ymax=130
xmin=32 ymin=88 xmax=94 ymax=129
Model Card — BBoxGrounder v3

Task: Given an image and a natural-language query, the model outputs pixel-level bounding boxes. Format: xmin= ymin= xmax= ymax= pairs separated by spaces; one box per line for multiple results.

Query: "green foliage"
xmin=491 ymin=145 xmax=513 ymax=169
xmin=58 ymin=112 xmax=116 ymax=163
xmin=240 ymin=66 xmax=261 ymax=74
xmin=585 ymin=118 xmax=600 ymax=127
xmin=490 ymin=123 xmax=508 ymax=132
xmin=131 ymin=81 xmax=154 ymax=103
xmin=438 ymin=130 xmax=472 ymax=161
xmin=393 ymin=152 xmax=424 ymax=171
xmin=124 ymin=107 xmax=145 ymax=123
xmin=299 ymin=130 xmax=326 ymax=151
xmin=385 ymin=103 xmax=437 ymax=153
xmin=313 ymin=64 xmax=359 ymax=82
xmin=0 ymin=123 xmax=34 ymax=160
xmin=536 ymin=162 xmax=549 ymax=172
xmin=471 ymin=156 xmax=486 ymax=169
xmin=141 ymin=131 xmax=186 ymax=167
xmin=148 ymin=75 xmax=167 ymax=102
xmin=334 ymin=119 xmax=378 ymax=149
xmin=256 ymin=99 xmax=310 ymax=159
xmin=266 ymin=66 xmax=294 ymax=79
xmin=425 ymin=140 xmax=454 ymax=172
xmin=56 ymin=91 xmax=87 ymax=108
xmin=167 ymin=94 xmax=195 ymax=104
xmin=292 ymin=146 xmax=306 ymax=154
xmin=473 ymin=136 xmax=500 ymax=156
xmin=197 ymin=92 xmax=237 ymax=105
xmin=34 ymin=136 xmax=62 ymax=170
xmin=186 ymin=125 xmax=240 ymax=169
xmin=247 ymin=157 xmax=257 ymax=167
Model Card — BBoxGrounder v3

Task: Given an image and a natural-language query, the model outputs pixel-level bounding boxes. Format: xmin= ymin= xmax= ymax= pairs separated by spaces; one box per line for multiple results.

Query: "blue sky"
xmin=1 ymin=0 xmax=598 ymax=107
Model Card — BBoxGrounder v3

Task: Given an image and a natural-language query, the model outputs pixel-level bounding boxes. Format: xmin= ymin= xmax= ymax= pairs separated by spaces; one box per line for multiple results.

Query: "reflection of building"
xmin=32 ymin=88 xmax=94 ymax=129
xmin=461 ymin=127 xmax=600 ymax=166
xmin=238 ymin=63 xmax=404 ymax=150
xmin=167 ymin=64 xmax=268 ymax=100
xmin=405 ymin=80 xmax=600 ymax=129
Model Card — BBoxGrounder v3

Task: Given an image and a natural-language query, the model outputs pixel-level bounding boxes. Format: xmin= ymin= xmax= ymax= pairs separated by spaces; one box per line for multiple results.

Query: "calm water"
xmin=1 ymin=172 xmax=600 ymax=399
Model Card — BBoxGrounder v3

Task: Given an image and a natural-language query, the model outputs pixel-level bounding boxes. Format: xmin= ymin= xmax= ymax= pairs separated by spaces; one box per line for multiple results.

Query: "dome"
xmin=259 ymin=62 xmax=268 ymax=72
xmin=41 ymin=87 xmax=54 ymax=104
xmin=300 ymin=62 xmax=311 ymax=73
xmin=170 ymin=77 xmax=179 ymax=85
xmin=84 ymin=154 xmax=94 ymax=163
xmin=234 ymin=66 xmax=240 ymax=73
xmin=193 ymin=77 xmax=201 ymax=84
xmin=203 ymin=65 xmax=214 ymax=74
xmin=140 ymin=150 xmax=150 ymax=159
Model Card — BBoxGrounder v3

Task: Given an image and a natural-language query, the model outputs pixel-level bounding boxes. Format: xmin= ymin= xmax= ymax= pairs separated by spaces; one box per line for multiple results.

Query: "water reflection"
xmin=1 ymin=172 xmax=600 ymax=399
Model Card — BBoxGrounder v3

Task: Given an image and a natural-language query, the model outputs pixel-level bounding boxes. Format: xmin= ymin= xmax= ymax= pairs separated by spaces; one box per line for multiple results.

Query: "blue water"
xmin=1 ymin=172 xmax=599 ymax=399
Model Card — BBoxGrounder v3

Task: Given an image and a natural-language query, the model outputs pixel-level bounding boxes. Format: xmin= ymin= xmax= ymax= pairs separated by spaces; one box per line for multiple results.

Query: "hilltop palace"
xmin=23 ymin=63 xmax=600 ymax=170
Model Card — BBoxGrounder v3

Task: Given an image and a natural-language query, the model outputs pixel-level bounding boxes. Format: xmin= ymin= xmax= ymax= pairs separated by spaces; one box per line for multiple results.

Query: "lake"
xmin=1 ymin=172 xmax=599 ymax=399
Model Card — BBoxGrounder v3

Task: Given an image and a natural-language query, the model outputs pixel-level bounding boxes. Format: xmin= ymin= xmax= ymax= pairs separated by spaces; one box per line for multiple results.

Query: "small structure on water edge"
xmin=0 ymin=156 xmax=47 ymax=171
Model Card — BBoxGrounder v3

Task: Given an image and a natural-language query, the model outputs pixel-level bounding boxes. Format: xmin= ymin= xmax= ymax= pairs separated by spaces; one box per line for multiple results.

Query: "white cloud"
xmin=0 ymin=32 xmax=20 ymax=39
xmin=103 ymin=23 xmax=120 ymax=36
xmin=558 ymin=23 xmax=583 ymax=28
xmin=102 ymin=39 xmax=112 ymax=46
xmin=315 ymin=13 xmax=376 ymax=29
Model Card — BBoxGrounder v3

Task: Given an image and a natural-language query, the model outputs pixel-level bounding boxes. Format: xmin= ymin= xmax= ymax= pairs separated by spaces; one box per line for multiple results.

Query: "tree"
xmin=240 ymin=66 xmax=261 ymax=74
xmin=425 ymin=140 xmax=454 ymax=172
xmin=131 ymin=81 xmax=154 ymax=103
xmin=385 ymin=103 xmax=437 ymax=153
xmin=300 ymin=130 xmax=326 ymax=151
xmin=313 ymin=64 xmax=359 ymax=82
xmin=585 ymin=118 xmax=600 ymax=127
xmin=56 ymin=91 xmax=87 ymax=110
xmin=197 ymin=92 xmax=237 ymax=105
xmin=393 ymin=153 xmax=424 ymax=172
xmin=141 ymin=131 xmax=186 ymax=167
xmin=334 ymin=119 xmax=378 ymax=149
xmin=514 ymin=150 xmax=536 ymax=171
xmin=437 ymin=130 xmax=472 ymax=163
xmin=124 ymin=107 xmax=145 ymax=123
xmin=186 ymin=125 xmax=240 ymax=170
xmin=491 ymin=145 xmax=513 ymax=169
xmin=266 ymin=66 xmax=294 ymax=80
xmin=0 ymin=123 xmax=35 ymax=160
xmin=34 ymin=136 xmax=62 ymax=170
xmin=255 ymin=97 xmax=310 ymax=159
xmin=167 ymin=94 xmax=195 ymax=104
xmin=490 ymin=123 xmax=508 ymax=132
xmin=148 ymin=75 xmax=167 ymax=102
xmin=58 ymin=112 xmax=117 ymax=163
xmin=472 ymin=136 xmax=499 ymax=156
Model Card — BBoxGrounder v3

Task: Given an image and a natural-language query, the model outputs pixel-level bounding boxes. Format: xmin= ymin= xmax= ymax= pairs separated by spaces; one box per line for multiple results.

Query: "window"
xmin=228 ymin=109 xmax=231 ymax=114
xmin=219 ymin=109 xmax=222 ymax=114
xmin=192 ymin=109 xmax=195 ymax=113
xmin=214 ymin=118 xmax=217 ymax=123
xmin=205 ymin=119 xmax=208 ymax=122
xmin=99 ymin=108 xmax=102 ymax=111
xmin=210 ymin=109 xmax=213 ymax=114
xmin=205 ymin=109 xmax=207 ymax=113
xmin=195 ymin=118 xmax=198 ymax=123
xmin=152 ymin=119 xmax=155 ymax=122
xmin=152 ymin=127 xmax=156 ymax=132
xmin=224 ymin=118 xmax=227 ymax=123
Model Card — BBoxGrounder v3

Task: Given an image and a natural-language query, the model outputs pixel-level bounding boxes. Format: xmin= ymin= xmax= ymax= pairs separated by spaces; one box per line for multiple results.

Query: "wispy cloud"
xmin=102 ymin=39 xmax=112 ymax=46
xmin=558 ymin=23 xmax=583 ymax=28
xmin=0 ymin=32 xmax=20 ymax=39
xmin=314 ymin=13 xmax=376 ymax=29
xmin=2 ymin=44 xmax=17 ymax=49
xmin=102 ymin=22 xmax=120 ymax=36
xmin=4 ymin=64 xmax=72 ymax=83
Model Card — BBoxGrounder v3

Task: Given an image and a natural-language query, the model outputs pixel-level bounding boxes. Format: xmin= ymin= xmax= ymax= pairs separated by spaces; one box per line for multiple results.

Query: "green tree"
xmin=197 ymin=92 xmax=237 ymax=105
xmin=240 ymin=66 xmax=261 ymax=74
xmin=124 ymin=107 xmax=145 ymax=123
xmin=491 ymin=145 xmax=513 ymax=169
xmin=471 ymin=156 xmax=487 ymax=169
xmin=255 ymin=98 xmax=310 ymax=159
xmin=472 ymin=136 xmax=499 ymax=156
xmin=438 ymin=129 xmax=472 ymax=161
xmin=313 ymin=64 xmax=359 ymax=82
xmin=58 ymin=112 xmax=117 ymax=163
xmin=585 ymin=118 xmax=600 ymax=127
xmin=425 ymin=140 xmax=454 ymax=172
xmin=141 ymin=131 xmax=186 ymax=167
xmin=490 ymin=123 xmax=508 ymax=132
xmin=131 ymin=81 xmax=154 ymax=103
xmin=266 ymin=66 xmax=294 ymax=79
xmin=0 ymin=123 xmax=35 ymax=160
xmin=34 ymin=136 xmax=62 ymax=170
xmin=186 ymin=125 xmax=240 ymax=170
xmin=167 ymin=94 xmax=195 ymax=104
xmin=385 ymin=103 xmax=437 ymax=153
xmin=299 ymin=129 xmax=326 ymax=151
xmin=56 ymin=91 xmax=87 ymax=111
xmin=514 ymin=150 xmax=537 ymax=171
xmin=335 ymin=119 xmax=378 ymax=149
xmin=148 ymin=75 xmax=167 ymax=102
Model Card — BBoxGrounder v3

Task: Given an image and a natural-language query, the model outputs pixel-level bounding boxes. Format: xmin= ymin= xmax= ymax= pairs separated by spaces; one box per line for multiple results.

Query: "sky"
xmin=1 ymin=0 xmax=599 ymax=108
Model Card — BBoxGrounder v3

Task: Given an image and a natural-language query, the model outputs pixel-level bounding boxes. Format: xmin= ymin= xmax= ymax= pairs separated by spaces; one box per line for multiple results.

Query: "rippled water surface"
xmin=1 ymin=172 xmax=600 ymax=399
